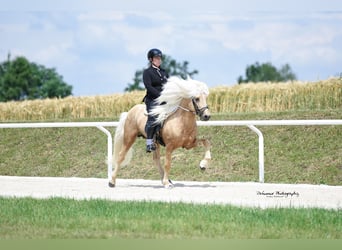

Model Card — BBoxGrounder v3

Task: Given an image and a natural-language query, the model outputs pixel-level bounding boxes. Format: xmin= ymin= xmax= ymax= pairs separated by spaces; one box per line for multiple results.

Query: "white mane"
xmin=149 ymin=76 xmax=209 ymax=124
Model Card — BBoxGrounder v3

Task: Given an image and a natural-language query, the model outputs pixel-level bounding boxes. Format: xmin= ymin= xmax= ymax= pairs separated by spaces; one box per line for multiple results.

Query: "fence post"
xmin=247 ymin=125 xmax=264 ymax=183
xmin=96 ymin=126 xmax=113 ymax=181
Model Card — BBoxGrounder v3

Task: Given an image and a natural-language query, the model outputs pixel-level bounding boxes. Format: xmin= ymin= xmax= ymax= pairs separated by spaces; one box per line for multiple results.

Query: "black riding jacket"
xmin=143 ymin=65 xmax=169 ymax=101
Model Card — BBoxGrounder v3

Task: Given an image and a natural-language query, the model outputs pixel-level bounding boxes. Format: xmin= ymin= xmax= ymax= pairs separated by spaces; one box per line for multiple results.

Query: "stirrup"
xmin=146 ymin=144 xmax=156 ymax=153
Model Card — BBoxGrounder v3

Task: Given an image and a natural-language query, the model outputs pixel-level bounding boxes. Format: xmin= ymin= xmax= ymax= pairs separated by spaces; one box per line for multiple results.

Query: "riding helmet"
xmin=147 ymin=48 xmax=163 ymax=60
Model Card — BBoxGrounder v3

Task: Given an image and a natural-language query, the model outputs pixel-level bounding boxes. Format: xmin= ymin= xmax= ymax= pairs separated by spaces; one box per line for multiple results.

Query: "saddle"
xmin=154 ymin=124 xmax=165 ymax=147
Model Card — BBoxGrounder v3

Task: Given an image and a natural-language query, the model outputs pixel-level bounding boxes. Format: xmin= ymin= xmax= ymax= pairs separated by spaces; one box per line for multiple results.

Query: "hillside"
xmin=0 ymin=78 xmax=341 ymax=185
xmin=0 ymin=110 xmax=341 ymax=185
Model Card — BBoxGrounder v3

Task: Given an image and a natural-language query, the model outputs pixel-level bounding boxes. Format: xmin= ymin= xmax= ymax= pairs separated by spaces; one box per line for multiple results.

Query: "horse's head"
xmin=151 ymin=76 xmax=211 ymax=123
xmin=192 ymin=94 xmax=211 ymax=121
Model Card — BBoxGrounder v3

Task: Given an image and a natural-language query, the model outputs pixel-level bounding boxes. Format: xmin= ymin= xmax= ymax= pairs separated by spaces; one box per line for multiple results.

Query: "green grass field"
xmin=0 ymin=197 xmax=341 ymax=239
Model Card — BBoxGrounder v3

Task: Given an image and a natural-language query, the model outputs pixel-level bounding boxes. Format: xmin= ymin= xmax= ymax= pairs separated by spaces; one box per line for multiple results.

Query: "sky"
xmin=1 ymin=0 xmax=342 ymax=96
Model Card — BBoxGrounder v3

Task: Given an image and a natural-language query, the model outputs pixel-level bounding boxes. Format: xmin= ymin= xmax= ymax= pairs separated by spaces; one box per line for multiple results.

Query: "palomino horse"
xmin=109 ymin=76 xmax=211 ymax=188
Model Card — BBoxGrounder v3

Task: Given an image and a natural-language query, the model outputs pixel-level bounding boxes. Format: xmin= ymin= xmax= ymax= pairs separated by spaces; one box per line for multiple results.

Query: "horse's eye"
xmin=195 ymin=97 xmax=200 ymax=102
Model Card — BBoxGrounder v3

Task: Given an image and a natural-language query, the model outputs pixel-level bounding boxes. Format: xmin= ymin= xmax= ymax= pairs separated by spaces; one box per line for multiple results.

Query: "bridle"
xmin=176 ymin=97 xmax=209 ymax=118
xmin=191 ymin=97 xmax=209 ymax=117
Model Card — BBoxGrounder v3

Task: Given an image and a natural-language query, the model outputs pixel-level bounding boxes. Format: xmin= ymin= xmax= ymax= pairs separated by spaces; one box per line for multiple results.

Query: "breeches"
xmin=144 ymin=98 xmax=158 ymax=138
xmin=145 ymin=98 xmax=158 ymax=124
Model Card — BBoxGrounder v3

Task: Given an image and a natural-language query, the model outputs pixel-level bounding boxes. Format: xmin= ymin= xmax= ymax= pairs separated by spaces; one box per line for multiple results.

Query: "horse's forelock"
xmin=183 ymin=79 xmax=209 ymax=98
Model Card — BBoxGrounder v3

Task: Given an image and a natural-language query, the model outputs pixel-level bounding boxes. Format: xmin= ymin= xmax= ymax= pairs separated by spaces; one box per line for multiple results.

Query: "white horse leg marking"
xmin=197 ymin=139 xmax=211 ymax=170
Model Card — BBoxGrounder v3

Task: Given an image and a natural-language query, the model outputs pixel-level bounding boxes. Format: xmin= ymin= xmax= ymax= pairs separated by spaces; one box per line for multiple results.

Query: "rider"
xmin=143 ymin=48 xmax=169 ymax=153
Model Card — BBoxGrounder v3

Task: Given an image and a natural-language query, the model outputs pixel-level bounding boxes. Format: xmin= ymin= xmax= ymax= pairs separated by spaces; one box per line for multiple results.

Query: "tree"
xmin=161 ymin=54 xmax=198 ymax=79
xmin=0 ymin=54 xmax=72 ymax=102
xmin=124 ymin=54 xmax=199 ymax=92
xmin=278 ymin=63 xmax=297 ymax=81
xmin=124 ymin=71 xmax=144 ymax=92
xmin=237 ymin=62 xmax=296 ymax=84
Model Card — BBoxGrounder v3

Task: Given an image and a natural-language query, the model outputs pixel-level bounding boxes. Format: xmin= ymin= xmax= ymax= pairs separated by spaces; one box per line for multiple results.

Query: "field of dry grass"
xmin=0 ymin=78 xmax=341 ymax=121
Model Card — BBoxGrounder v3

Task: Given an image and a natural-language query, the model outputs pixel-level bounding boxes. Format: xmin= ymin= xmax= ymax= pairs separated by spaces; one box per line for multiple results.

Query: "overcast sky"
xmin=1 ymin=0 xmax=341 ymax=96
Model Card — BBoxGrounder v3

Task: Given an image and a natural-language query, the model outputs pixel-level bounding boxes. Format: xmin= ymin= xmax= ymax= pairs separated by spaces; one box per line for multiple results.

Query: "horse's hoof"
xmin=199 ymin=160 xmax=208 ymax=171
xmin=108 ymin=182 xmax=115 ymax=188
xmin=164 ymin=183 xmax=174 ymax=189
xmin=162 ymin=179 xmax=174 ymax=189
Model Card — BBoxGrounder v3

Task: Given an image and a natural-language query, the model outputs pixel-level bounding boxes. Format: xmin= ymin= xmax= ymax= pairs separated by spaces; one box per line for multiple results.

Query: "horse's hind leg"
xmin=162 ymin=147 xmax=174 ymax=188
xmin=196 ymin=139 xmax=211 ymax=170
xmin=153 ymin=145 xmax=164 ymax=180
xmin=109 ymin=151 xmax=125 ymax=187
xmin=110 ymin=135 xmax=136 ymax=187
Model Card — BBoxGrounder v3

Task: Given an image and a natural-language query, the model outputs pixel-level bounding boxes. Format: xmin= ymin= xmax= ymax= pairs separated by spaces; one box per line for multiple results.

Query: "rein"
xmin=178 ymin=105 xmax=195 ymax=114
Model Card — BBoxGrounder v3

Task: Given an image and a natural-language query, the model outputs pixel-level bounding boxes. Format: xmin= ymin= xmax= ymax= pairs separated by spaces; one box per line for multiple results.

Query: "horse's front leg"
xmin=196 ymin=138 xmax=211 ymax=170
xmin=162 ymin=147 xmax=174 ymax=188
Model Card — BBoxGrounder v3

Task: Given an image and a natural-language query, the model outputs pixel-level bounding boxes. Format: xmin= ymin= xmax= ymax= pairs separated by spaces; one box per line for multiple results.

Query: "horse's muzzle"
xmin=200 ymin=114 xmax=211 ymax=121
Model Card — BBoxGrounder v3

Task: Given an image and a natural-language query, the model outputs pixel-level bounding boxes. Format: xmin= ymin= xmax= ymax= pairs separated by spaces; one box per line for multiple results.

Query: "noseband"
xmin=192 ymin=98 xmax=209 ymax=117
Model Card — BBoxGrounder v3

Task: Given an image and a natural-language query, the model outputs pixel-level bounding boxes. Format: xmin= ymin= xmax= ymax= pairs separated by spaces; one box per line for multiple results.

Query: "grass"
xmin=0 ymin=80 xmax=341 ymax=240
xmin=0 ymin=197 xmax=341 ymax=239
xmin=0 ymin=110 xmax=341 ymax=185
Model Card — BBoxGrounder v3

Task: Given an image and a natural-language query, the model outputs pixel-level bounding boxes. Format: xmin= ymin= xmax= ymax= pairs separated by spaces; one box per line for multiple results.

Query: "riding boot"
xmin=145 ymin=124 xmax=156 ymax=153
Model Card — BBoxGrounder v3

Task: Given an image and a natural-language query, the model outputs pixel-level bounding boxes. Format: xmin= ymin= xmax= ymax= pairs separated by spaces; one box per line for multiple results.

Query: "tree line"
xmin=125 ymin=56 xmax=297 ymax=91
xmin=0 ymin=54 xmax=297 ymax=102
xmin=0 ymin=54 xmax=72 ymax=102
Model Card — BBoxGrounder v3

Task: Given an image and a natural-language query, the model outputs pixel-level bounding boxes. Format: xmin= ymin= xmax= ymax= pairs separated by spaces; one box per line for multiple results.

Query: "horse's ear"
xmin=186 ymin=75 xmax=191 ymax=80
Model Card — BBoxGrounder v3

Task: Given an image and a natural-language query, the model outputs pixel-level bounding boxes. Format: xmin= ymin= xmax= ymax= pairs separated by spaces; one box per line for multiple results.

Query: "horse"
xmin=109 ymin=76 xmax=211 ymax=188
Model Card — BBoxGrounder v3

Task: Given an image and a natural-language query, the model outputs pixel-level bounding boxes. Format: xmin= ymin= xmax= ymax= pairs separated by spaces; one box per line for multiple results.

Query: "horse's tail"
xmin=112 ymin=112 xmax=133 ymax=168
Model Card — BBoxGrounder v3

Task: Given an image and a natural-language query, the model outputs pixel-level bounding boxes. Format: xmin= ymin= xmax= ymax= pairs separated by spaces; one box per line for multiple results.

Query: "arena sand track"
xmin=0 ymin=176 xmax=341 ymax=209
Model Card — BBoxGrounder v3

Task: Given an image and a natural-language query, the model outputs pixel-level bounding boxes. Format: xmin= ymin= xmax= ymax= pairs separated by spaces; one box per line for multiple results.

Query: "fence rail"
xmin=1 ymin=120 xmax=341 ymax=183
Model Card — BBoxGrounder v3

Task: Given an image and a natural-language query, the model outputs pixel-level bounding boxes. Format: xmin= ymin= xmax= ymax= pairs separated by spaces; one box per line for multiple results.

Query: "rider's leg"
xmin=145 ymin=120 xmax=157 ymax=153
xmin=145 ymin=98 xmax=157 ymax=153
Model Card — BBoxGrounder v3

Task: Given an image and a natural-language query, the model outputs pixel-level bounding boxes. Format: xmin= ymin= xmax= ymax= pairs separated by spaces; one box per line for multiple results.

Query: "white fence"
xmin=1 ymin=120 xmax=342 ymax=183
